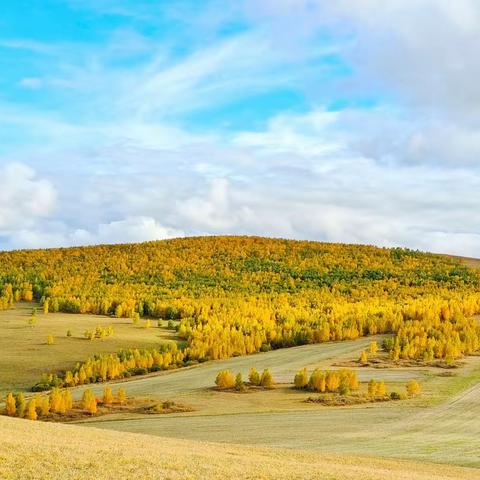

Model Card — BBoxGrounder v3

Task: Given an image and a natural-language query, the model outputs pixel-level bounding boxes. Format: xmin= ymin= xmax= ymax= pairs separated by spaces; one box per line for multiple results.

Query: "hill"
xmin=1 ymin=236 xmax=480 ymax=394
xmin=1 ymin=415 xmax=478 ymax=480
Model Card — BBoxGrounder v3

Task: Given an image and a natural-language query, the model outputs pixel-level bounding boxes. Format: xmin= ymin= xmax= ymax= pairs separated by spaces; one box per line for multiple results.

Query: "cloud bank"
xmin=1 ymin=1 xmax=480 ymax=256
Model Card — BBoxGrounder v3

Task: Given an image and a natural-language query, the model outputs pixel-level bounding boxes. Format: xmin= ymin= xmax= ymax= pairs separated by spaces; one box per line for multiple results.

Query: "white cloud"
xmin=0 ymin=163 xmax=56 ymax=234
xmin=2 ymin=2 xmax=480 ymax=257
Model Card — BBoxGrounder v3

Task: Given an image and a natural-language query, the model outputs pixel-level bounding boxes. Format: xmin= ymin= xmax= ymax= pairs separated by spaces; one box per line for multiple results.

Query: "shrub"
xmin=338 ymin=379 xmax=350 ymax=396
xmin=382 ymin=338 xmax=395 ymax=352
xmin=31 ymin=383 xmax=50 ymax=392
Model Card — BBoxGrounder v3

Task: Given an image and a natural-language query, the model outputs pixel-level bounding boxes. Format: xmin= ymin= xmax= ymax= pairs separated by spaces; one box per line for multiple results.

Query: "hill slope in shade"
xmin=1 ymin=415 xmax=479 ymax=480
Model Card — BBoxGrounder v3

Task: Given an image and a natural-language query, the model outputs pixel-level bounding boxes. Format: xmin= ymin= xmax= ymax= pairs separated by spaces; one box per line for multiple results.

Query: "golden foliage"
xmin=1 ymin=237 xmax=479 ymax=373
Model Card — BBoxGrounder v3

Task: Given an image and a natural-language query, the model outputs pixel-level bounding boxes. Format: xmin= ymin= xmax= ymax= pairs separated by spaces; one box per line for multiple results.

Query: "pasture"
xmin=66 ymin=335 xmax=480 ymax=468
xmin=0 ymin=303 xmax=177 ymax=396
xmin=1 ymin=414 xmax=479 ymax=480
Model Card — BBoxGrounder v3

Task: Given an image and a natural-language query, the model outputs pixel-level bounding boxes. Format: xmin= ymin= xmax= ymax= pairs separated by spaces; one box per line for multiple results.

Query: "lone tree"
xmin=406 ymin=380 xmax=422 ymax=397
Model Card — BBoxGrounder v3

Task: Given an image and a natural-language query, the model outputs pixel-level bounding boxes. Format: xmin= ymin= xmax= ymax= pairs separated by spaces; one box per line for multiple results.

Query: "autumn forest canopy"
xmin=1 ymin=236 xmax=480 ymax=369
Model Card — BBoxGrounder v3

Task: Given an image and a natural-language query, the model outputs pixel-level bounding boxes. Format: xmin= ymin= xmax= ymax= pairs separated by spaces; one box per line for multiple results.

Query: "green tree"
xmin=248 ymin=367 xmax=260 ymax=386
xmin=235 ymin=373 xmax=245 ymax=391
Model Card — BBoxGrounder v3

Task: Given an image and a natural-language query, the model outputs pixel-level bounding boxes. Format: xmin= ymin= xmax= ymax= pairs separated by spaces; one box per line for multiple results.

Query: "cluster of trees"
xmin=1 ymin=237 xmax=480 ymax=367
xmin=33 ymin=344 xmax=183 ymax=391
xmin=215 ymin=367 xmax=274 ymax=390
xmin=4 ymin=387 xmax=127 ymax=420
xmin=4 ymin=389 xmax=72 ymax=419
xmin=84 ymin=325 xmax=114 ymax=341
xmin=293 ymin=368 xmax=422 ymax=400
xmin=294 ymin=368 xmax=359 ymax=394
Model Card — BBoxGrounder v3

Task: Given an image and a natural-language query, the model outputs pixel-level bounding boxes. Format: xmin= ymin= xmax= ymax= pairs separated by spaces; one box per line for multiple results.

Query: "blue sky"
xmin=1 ymin=0 xmax=480 ymax=256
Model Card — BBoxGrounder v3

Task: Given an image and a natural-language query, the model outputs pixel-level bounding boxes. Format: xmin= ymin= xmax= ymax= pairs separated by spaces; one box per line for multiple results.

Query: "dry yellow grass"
xmin=1 ymin=415 xmax=479 ymax=480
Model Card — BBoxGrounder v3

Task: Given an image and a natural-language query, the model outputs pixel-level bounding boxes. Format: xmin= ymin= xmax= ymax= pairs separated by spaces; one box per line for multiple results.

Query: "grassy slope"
xmin=71 ymin=337 xmax=480 ymax=468
xmin=1 ymin=415 xmax=479 ymax=480
xmin=0 ymin=303 xmax=177 ymax=395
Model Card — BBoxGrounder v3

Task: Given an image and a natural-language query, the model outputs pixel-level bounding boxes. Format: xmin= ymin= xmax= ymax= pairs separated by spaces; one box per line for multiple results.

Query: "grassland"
xmin=3 ymin=302 xmax=480 ymax=470
xmin=0 ymin=303 xmax=177 ymax=396
xmin=64 ymin=337 xmax=479 ymax=469
xmin=1 ymin=415 xmax=479 ymax=480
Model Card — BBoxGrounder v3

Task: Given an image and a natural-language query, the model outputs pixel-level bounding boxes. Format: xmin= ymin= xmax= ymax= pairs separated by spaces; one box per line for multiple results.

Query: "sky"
xmin=1 ymin=0 xmax=480 ymax=256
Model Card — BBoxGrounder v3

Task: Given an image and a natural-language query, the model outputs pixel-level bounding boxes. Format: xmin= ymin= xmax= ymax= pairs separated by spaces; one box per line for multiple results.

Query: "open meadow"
xmin=0 ymin=303 xmax=177 ymax=396
xmin=61 ymin=334 xmax=480 ymax=468
xmin=2 ymin=414 xmax=479 ymax=480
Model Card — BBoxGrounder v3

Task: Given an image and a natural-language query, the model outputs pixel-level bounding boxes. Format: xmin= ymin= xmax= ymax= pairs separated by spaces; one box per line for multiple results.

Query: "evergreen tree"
xmin=234 ymin=373 xmax=245 ymax=391
xmin=15 ymin=393 xmax=25 ymax=418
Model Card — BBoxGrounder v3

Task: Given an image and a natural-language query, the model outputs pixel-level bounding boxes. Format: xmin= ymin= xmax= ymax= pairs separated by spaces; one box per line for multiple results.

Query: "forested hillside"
xmin=1 ymin=236 xmax=479 ymax=364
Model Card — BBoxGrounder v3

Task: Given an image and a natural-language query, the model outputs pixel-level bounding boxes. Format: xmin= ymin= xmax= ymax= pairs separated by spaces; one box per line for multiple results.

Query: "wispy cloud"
xmin=1 ymin=1 xmax=480 ymax=255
